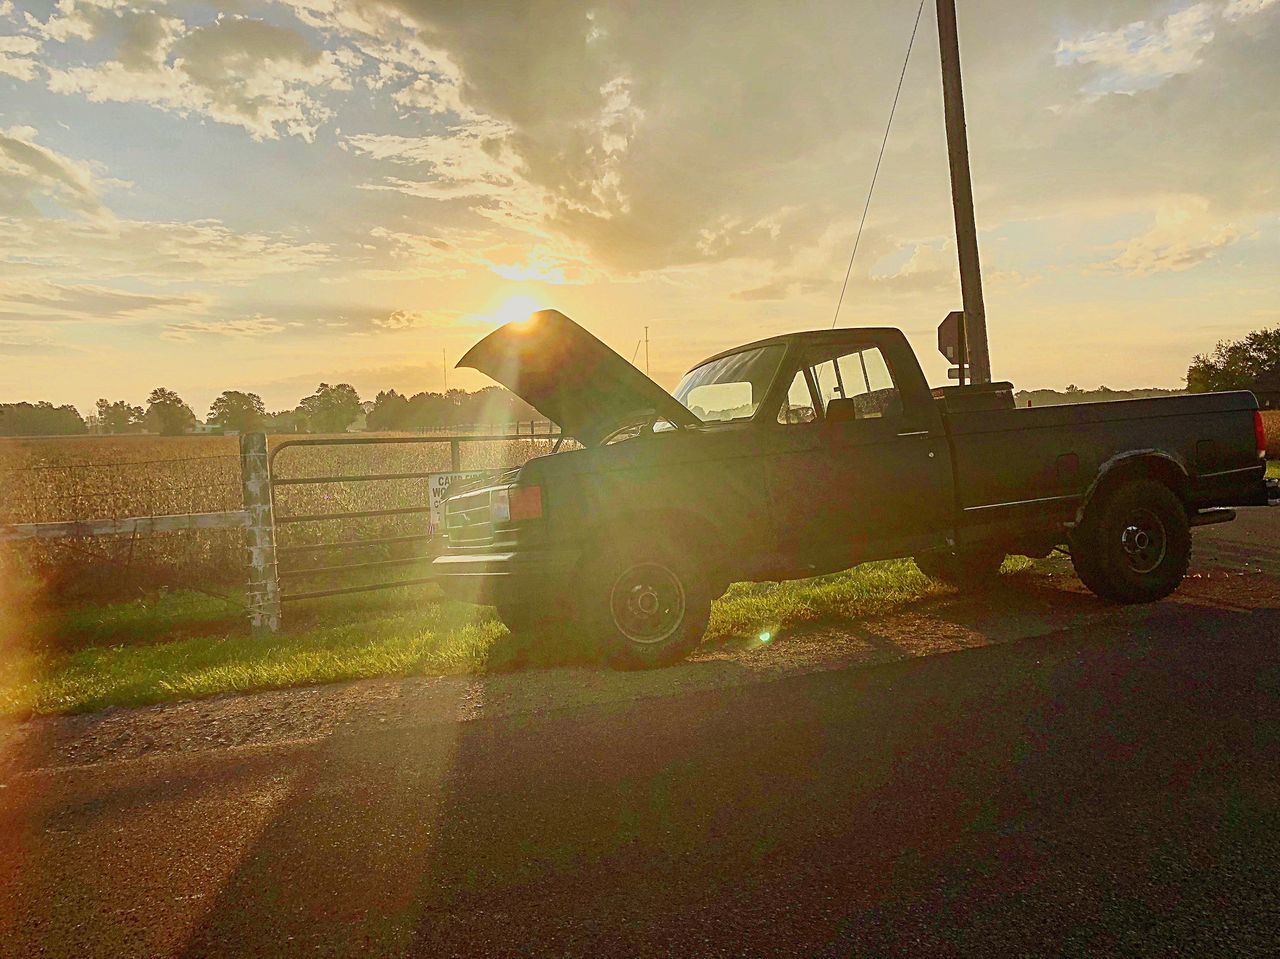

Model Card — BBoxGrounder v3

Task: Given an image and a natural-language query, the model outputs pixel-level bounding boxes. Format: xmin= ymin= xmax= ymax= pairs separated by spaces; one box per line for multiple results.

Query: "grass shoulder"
xmin=3 ymin=557 xmax=1044 ymax=717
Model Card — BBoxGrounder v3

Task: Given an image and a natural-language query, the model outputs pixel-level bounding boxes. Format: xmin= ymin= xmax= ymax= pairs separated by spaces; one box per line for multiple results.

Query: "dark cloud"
xmin=361 ymin=0 xmax=1277 ymax=274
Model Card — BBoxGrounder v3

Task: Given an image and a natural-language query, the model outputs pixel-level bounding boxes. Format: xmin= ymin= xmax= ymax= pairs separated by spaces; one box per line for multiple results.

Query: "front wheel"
xmin=577 ymin=539 xmax=711 ymax=669
xmin=1070 ymin=479 xmax=1190 ymax=603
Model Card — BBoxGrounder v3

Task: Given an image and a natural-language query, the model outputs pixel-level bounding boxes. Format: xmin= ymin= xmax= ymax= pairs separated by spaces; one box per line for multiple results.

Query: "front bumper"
xmin=431 ymin=547 xmax=581 ymax=606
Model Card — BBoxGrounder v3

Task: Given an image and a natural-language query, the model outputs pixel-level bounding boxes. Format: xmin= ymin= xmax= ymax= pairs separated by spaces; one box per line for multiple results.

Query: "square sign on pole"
xmin=937 ymin=310 xmax=968 ymax=386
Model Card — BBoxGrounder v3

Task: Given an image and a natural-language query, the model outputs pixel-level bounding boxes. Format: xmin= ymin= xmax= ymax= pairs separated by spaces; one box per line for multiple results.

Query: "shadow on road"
xmin=141 ymin=587 xmax=1280 ymax=958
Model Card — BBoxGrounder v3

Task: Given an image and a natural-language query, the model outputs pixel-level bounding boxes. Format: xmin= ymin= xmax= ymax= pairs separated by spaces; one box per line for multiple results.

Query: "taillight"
xmin=509 ymin=485 xmax=543 ymax=522
xmin=1256 ymin=410 xmax=1269 ymax=460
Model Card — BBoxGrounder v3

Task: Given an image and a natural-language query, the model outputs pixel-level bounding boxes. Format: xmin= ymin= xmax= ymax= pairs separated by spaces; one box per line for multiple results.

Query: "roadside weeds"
xmin=2 ymin=559 xmax=1039 ymax=717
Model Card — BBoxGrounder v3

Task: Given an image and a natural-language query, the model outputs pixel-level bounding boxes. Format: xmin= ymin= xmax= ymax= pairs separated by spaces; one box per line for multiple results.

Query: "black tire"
xmin=576 ymin=538 xmax=711 ymax=669
xmin=913 ymin=546 xmax=1006 ymax=588
xmin=1070 ymin=479 xmax=1190 ymax=604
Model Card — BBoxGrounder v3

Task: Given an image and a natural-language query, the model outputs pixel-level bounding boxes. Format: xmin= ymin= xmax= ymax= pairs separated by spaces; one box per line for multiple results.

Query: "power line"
xmin=831 ymin=0 xmax=927 ymax=329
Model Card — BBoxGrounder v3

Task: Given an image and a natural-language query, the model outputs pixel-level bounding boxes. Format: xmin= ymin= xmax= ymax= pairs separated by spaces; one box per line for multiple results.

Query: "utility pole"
xmin=644 ymin=326 xmax=650 ymax=377
xmin=936 ymin=0 xmax=991 ymax=384
xmin=442 ymin=347 xmax=448 ymax=393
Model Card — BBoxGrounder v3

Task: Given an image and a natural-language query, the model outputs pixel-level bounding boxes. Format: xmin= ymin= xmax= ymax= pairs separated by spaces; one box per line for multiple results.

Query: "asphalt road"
xmin=2 ymin=511 xmax=1278 ymax=958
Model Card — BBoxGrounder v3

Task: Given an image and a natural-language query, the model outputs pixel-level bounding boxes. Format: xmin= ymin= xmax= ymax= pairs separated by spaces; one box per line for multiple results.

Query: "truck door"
xmin=765 ymin=342 xmax=952 ymax=565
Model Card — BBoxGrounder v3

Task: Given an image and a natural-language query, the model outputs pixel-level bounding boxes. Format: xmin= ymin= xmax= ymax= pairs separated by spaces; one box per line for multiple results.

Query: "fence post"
xmin=450 ymin=438 xmax=462 ymax=471
xmin=239 ymin=432 xmax=281 ymax=632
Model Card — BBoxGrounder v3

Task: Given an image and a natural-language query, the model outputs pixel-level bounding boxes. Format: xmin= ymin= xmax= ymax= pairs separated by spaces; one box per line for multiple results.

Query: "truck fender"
xmin=1071 ymin=449 xmax=1190 ymax=529
xmin=580 ymin=508 xmax=729 ymax=584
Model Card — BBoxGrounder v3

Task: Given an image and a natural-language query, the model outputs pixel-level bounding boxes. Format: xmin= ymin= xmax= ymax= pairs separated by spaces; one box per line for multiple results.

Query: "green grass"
xmin=1267 ymin=459 xmax=1279 ymax=480
xmin=1 ymin=558 xmax=1039 ymax=717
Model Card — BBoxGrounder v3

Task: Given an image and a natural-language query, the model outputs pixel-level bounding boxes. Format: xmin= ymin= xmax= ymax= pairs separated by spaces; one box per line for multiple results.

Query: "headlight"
xmin=490 ymin=488 xmax=511 ymax=523
xmin=490 ymin=484 xmax=543 ymax=524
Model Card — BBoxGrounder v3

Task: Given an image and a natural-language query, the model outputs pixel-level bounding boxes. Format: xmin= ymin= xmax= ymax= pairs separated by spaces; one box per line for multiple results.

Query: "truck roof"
xmin=690 ymin=328 xmax=905 ymax=372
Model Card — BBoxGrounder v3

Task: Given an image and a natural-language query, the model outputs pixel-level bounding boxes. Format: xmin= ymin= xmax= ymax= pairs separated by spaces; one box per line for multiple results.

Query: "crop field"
xmin=0 ymin=433 xmax=559 ymax=602
xmin=1262 ymin=411 xmax=1280 ymax=456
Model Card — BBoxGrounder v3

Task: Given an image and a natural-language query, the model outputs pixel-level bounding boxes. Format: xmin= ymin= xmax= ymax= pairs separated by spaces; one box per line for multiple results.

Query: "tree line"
xmin=1186 ymin=326 xmax=1280 ymax=393
xmin=2 ymin=382 xmax=538 ymax=436
xmin=7 ymin=324 xmax=1274 ymax=437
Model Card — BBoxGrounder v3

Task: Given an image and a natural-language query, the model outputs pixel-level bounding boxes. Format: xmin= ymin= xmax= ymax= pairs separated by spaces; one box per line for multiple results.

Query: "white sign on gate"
xmin=427 ymin=471 xmax=498 ymax=535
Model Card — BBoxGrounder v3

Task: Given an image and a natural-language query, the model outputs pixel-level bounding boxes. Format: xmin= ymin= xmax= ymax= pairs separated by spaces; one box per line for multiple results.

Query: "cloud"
xmin=0 ymin=281 xmax=201 ymax=321
xmin=0 ymin=32 xmax=39 ymax=79
xmin=483 ymin=245 xmax=596 ymax=285
xmin=345 ymin=120 xmax=543 ymax=222
xmin=38 ymin=7 xmax=355 ymax=140
xmin=0 ymin=337 xmax=80 ymax=356
xmin=0 ymin=215 xmax=330 ymax=284
xmin=374 ymin=308 xmax=426 ymax=330
xmin=1104 ymin=196 xmax=1243 ymax=275
xmin=1056 ymin=4 xmax=1219 ymax=96
xmin=1056 ymin=0 xmax=1279 ymax=99
xmin=162 ymin=315 xmax=294 ymax=340
xmin=729 ymin=276 xmax=828 ymax=302
xmin=0 ymin=126 xmax=107 ymax=218
xmin=1224 ymin=0 xmax=1280 ymax=21
xmin=870 ymin=241 xmax=958 ymax=293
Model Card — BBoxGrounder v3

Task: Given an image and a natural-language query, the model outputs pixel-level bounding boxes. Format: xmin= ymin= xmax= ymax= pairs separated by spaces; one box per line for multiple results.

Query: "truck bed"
xmin=942 ymin=390 xmax=1266 ymax=538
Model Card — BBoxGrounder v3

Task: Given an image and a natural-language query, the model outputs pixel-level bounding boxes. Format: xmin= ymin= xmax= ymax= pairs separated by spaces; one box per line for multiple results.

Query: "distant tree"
xmin=0 ymin=402 xmax=87 ymax=436
xmin=1187 ymin=326 xmax=1280 ymax=393
xmin=143 ymin=387 xmax=197 ymax=435
xmin=265 ymin=408 xmax=310 ymax=433
xmin=95 ymin=398 xmax=145 ymax=434
xmin=1065 ymin=384 xmax=1081 ymax=393
xmin=208 ymin=390 xmax=265 ymax=433
xmin=299 ymin=383 xmax=362 ymax=433
xmin=367 ymin=390 xmax=411 ymax=431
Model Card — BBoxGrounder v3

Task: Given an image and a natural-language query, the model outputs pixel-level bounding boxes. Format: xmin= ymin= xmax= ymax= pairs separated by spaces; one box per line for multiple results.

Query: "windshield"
xmin=673 ymin=345 xmax=785 ymax=424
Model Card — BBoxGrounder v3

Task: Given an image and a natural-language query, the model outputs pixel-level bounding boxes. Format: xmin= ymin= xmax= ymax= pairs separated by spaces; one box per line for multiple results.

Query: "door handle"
xmin=896 ymin=430 xmax=929 ymax=438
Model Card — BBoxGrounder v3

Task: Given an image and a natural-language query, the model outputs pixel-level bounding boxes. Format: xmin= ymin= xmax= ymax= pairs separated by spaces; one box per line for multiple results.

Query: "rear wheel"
xmin=1070 ymin=479 xmax=1190 ymax=603
xmin=913 ymin=546 xmax=1006 ymax=588
xmin=576 ymin=538 xmax=711 ymax=669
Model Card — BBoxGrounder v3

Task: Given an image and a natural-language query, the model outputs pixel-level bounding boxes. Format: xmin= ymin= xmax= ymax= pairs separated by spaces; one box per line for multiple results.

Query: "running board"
xmin=1190 ymin=508 xmax=1236 ymax=527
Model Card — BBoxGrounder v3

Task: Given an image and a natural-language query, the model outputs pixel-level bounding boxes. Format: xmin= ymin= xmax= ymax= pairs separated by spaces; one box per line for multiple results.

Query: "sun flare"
xmin=483 ymin=294 xmax=549 ymax=328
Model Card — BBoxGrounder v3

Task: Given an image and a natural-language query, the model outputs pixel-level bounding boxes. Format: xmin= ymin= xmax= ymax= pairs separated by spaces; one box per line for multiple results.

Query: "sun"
xmin=487 ymin=293 xmax=547 ymax=327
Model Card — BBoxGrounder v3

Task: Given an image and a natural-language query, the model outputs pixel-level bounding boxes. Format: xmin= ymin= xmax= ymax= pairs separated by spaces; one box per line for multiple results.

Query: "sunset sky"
xmin=1 ymin=0 xmax=1277 ymax=417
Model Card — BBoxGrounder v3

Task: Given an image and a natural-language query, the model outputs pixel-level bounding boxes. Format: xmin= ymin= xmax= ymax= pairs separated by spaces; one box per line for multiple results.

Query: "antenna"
xmin=442 ymin=347 xmax=447 ymax=393
xmin=644 ymin=326 xmax=650 ymax=377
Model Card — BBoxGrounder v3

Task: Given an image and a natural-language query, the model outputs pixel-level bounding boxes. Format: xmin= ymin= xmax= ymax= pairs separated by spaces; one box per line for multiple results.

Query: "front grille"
xmin=445 ymin=489 xmax=494 ymax=547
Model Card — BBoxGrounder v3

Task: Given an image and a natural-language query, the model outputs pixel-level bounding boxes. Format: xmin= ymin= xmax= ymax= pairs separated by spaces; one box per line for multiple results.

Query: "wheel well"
xmin=1081 ymin=454 xmax=1190 ymax=520
xmin=586 ymin=509 xmax=726 ymax=576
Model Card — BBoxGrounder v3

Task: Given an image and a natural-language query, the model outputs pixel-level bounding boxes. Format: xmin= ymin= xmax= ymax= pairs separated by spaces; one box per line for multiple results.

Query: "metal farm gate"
xmin=246 ymin=433 xmax=560 ymax=629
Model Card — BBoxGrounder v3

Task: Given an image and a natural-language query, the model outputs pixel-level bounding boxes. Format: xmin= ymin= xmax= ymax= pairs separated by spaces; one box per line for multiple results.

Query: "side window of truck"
xmin=813 ymin=347 xmax=903 ymax=421
xmin=778 ymin=370 xmax=819 ymax=424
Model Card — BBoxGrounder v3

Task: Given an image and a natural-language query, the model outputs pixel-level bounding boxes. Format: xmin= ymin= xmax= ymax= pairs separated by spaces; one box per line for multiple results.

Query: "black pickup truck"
xmin=434 ymin=310 xmax=1274 ymax=667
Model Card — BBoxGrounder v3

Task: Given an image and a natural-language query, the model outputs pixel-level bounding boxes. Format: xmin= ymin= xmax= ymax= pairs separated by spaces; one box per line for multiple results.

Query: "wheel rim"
xmin=609 ymin=562 xmax=686 ymax=645
xmin=1119 ymin=508 xmax=1168 ymax=575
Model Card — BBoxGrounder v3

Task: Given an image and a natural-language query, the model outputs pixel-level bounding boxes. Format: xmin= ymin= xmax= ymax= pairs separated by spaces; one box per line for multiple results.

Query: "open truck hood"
xmin=456 ymin=309 xmax=701 ymax=447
